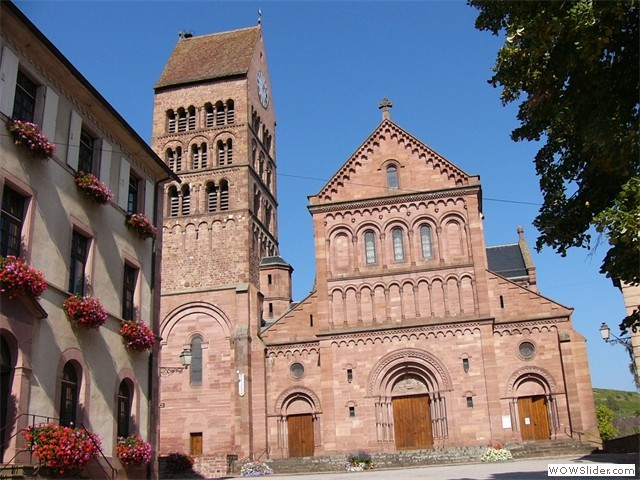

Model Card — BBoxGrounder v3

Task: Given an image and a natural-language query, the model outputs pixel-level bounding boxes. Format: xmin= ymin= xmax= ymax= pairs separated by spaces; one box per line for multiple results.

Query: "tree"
xmin=595 ymin=404 xmax=617 ymax=441
xmin=468 ymin=1 xmax=639 ymax=325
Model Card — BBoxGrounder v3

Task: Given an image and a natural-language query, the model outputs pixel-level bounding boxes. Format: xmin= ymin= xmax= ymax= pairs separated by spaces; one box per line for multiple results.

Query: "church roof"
xmin=155 ymin=26 xmax=261 ymax=90
xmin=486 ymin=244 xmax=528 ymax=280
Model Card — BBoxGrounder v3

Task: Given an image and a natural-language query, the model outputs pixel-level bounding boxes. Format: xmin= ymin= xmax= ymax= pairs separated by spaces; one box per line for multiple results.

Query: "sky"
xmin=14 ymin=1 xmax=636 ymax=392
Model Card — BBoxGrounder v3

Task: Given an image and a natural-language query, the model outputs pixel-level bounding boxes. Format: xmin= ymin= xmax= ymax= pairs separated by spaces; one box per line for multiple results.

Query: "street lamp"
xmin=599 ymin=323 xmax=632 ymax=351
xmin=159 ymin=348 xmax=192 ymax=377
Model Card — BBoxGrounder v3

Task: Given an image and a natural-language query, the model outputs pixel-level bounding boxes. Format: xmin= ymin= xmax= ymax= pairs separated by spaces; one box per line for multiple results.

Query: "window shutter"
xmin=99 ymin=139 xmax=112 ymax=183
xmin=41 ymin=87 xmax=58 ymax=140
xmin=144 ymin=179 xmax=154 ymax=218
xmin=66 ymin=110 xmax=82 ymax=170
xmin=118 ymin=157 xmax=130 ymax=210
xmin=0 ymin=47 xmax=19 ymax=117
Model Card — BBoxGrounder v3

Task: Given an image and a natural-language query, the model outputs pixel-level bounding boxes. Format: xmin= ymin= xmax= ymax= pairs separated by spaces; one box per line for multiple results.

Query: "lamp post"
xmin=159 ymin=348 xmax=192 ymax=377
xmin=599 ymin=322 xmax=639 ymax=382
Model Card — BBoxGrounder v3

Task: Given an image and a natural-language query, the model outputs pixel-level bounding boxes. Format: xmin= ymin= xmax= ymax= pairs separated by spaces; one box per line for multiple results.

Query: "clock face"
xmin=257 ymin=70 xmax=269 ymax=109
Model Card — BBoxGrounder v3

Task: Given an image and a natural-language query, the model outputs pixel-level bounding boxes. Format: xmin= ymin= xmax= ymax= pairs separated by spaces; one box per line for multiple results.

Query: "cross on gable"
xmin=378 ymin=97 xmax=393 ymax=120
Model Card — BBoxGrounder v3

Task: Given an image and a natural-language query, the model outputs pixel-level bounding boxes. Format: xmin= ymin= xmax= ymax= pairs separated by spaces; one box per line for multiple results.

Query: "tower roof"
xmin=155 ymin=26 xmax=261 ymax=90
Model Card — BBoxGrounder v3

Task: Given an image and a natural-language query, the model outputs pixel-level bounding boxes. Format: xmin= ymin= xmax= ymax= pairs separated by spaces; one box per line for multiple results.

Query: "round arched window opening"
xmin=290 ymin=363 xmax=305 ymax=379
xmin=518 ymin=341 xmax=536 ymax=360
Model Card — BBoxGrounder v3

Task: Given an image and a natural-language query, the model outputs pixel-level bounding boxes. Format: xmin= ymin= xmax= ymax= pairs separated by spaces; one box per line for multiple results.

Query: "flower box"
xmin=0 ymin=256 xmax=47 ymax=300
xmin=480 ymin=444 xmax=513 ymax=462
xmin=5 ymin=118 xmax=56 ymax=160
xmin=117 ymin=435 xmax=152 ymax=466
xmin=23 ymin=423 xmax=101 ymax=476
xmin=63 ymin=295 xmax=108 ymax=329
xmin=119 ymin=320 xmax=156 ymax=352
xmin=240 ymin=460 xmax=274 ymax=477
xmin=125 ymin=213 xmax=157 ymax=240
xmin=75 ymin=171 xmax=113 ymax=205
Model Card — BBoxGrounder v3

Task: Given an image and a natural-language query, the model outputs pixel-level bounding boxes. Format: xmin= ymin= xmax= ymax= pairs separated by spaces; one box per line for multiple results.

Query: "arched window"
xmin=177 ymin=108 xmax=187 ymax=132
xmin=387 ymin=165 xmax=399 ymax=190
xmin=60 ymin=362 xmax=78 ymax=427
xmin=190 ymin=336 xmax=203 ymax=384
xmin=204 ymin=103 xmax=214 ymax=128
xmin=226 ymin=99 xmax=235 ymax=124
xmin=215 ymin=101 xmax=225 ymax=126
xmin=191 ymin=144 xmax=200 ymax=170
xmin=167 ymin=110 xmax=176 ymax=133
xmin=187 ymin=106 xmax=196 ymax=131
xmin=219 ymin=181 xmax=229 ymax=211
xmin=200 ymin=143 xmax=208 ymax=168
xmin=421 ymin=225 xmax=433 ymax=259
xmin=181 ymin=186 xmax=191 ymax=216
xmin=364 ymin=231 xmax=376 ymax=265
xmin=206 ymin=183 xmax=218 ymax=212
xmin=117 ymin=380 xmax=131 ymax=438
xmin=392 ymin=228 xmax=404 ymax=261
xmin=168 ymin=187 xmax=179 ymax=217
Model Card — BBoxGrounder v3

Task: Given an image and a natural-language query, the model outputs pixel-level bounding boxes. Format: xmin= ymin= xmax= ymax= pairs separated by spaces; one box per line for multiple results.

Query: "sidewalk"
xmin=249 ymin=453 xmax=639 ymax=480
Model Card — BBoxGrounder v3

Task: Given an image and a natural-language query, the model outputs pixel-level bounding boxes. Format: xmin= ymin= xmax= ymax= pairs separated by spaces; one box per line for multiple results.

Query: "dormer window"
xmin=387 ymin=165 xmax=398 ymax=190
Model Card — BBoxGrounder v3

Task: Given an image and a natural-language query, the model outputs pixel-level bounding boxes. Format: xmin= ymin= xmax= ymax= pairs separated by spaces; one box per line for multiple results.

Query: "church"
xmin=152 ymin=23 xmax=598 ymax=476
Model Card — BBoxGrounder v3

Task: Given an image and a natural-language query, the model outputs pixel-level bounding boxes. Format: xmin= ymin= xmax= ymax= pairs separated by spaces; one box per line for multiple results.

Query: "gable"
xmin=311 ymin=119 xmax=474 ymax=205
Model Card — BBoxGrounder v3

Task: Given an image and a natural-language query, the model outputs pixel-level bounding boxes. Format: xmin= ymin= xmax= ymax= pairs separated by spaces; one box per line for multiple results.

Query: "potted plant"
xmin=5 ymin=118 xmax=56 ymax=160
xmin=117 ymin=435 xmax=152 ymax=466
xmin=75 ymin=171 xmax=113 ymax=205
xmin=0 ymin=256 xmax=47 ymax=300
xmin=125 ymin=213 xmax=157 ymax=240
xmin=164 ymin=452 xmax=194 ymax=474
xmin=23 ymin=423 xmax=101 ymax=476
xmin=63 ymin=294 xmax=108 ymax=329
xmin=119 ymin=320 xmax=156 ymax=352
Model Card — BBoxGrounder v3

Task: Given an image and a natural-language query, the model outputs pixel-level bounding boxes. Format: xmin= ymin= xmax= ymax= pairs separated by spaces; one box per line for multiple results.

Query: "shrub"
xmin=344 ymin=450 xmax=374 ymax=471
xmin=596 ymin=404 xmax=617 ymax=440
xmin=240 ymin=460 xmax=273 ymax=476
xmin=480 ymin=444 xmax=513 ymax=462
xmin=165 ymin=452 xmax=194 ymax=473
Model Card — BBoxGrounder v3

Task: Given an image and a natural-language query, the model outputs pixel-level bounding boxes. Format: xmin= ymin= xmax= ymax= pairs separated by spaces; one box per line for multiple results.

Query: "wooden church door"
xmin=393 ymin=394 xmax=433 ymax=449
xmin=518 ymin=395 xmax=550 ymax=440
xmin=288 ymin=414 xmax=315 ymax=457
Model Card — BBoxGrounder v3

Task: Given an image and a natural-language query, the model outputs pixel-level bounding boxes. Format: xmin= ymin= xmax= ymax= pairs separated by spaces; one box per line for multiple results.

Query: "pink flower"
xmin=0 ymin=256 xmax=47 ymax=299
xmin=125 ymin=213 xmax=157 ymax=239
xmin=63 ymin=295 xmax=108 ymax=329
xmin=75 ymin=171 xmax=113 ymax=205
xmin=119 ymin=320 xmax=156 ymax=351
xmin=6 ymin=119 xmax=56 ymax=160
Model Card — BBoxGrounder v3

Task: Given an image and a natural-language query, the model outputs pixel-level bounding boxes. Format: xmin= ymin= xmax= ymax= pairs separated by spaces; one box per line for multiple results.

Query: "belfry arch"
xmin=368 ymin=348 xmax=452 ymax=449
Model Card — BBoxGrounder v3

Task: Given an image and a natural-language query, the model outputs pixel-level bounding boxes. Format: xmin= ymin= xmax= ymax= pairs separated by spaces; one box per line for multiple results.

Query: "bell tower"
xmin=152 ymin=25 xmax=286 ymax=463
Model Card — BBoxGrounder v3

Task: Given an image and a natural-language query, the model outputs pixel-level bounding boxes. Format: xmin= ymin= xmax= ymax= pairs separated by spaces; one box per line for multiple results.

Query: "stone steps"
xmin=259 ymin=440 xmax=597 ymax=475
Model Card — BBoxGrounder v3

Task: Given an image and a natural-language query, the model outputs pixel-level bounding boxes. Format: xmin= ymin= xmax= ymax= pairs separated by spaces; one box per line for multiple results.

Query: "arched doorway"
xmin=368 ymin=349 xmax=452 ymax=450
xmin=507 ymin=368 xmax=558 ymax=441
xmin=391 ymin=375 xmax=433 ymax=449
xmin=274 ymin=387 xmax=321 ymax=458
xmin=0 ymin=336 xmax=12 ymax=461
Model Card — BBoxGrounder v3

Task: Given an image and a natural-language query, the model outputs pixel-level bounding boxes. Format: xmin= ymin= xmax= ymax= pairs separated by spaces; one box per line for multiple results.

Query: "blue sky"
xmin=15 ymin=1 xmax=635 ymax=392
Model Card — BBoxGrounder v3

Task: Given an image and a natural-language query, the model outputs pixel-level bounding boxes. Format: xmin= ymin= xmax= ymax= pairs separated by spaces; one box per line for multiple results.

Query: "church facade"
xmin=152 ymin=25 xmax=598 ymax=475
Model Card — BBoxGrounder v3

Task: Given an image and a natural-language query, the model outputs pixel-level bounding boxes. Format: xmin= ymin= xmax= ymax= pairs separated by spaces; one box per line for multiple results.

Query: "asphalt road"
xmin=244 ymin=453 xmax=639 ymax=480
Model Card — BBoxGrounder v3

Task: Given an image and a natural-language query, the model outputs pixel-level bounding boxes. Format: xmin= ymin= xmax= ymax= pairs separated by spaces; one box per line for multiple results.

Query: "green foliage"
xmin=593 ymin=388 xmax=640 ymax=419
xmin=469 ymin=1 xmax=639 ymax=329
xmin=596 ymin=404 xmax=617 ymax=440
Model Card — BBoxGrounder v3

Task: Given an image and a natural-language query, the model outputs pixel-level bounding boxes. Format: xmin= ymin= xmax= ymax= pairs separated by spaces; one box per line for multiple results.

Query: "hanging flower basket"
xmin=117 ymin=435 xmax=152 ymax=466
xmin=75 ymin=171 xmax=113 ymax=205
xmin=5 ymin=118 xmax=56 ymax=160
xmin=23 ymin=423 xmax=101 ymax=476
xmin=0 ymin=256 xmax=47 ymax=300
xmin=63 ymin=295 xmax=108 ymax=329
xmin=119 ymin=320 xmax=156 ymax=352
xmin=125 ymin=213 xmax=157 ymax=240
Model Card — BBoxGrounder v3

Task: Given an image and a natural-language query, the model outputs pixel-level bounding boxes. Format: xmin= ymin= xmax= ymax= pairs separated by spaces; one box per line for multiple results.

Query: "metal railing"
xmin=0 ymin=413 xmax=117 ymax=480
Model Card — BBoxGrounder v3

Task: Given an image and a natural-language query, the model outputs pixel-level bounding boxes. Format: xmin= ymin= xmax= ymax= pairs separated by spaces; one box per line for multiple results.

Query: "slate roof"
xmin=486 ymin=244 xmax=528 ymax=280
xmin=155 ymin=26 xmax=261 ymax=90
xmin=260 ymin=256 xmax=292 ymax=268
